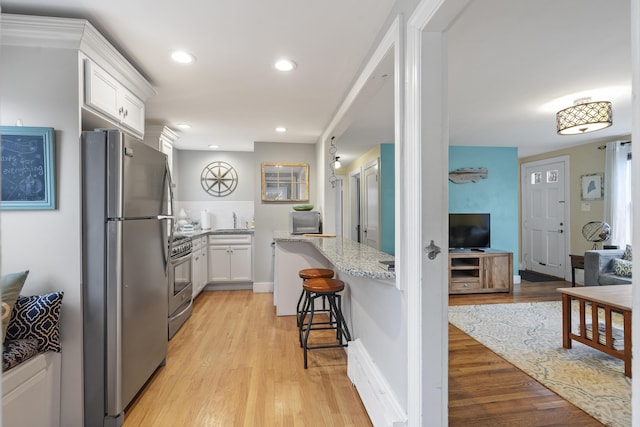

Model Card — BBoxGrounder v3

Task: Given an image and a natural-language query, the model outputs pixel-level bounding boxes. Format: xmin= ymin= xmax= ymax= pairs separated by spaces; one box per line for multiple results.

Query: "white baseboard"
xmin=204 ymin=282 xmax=252 ymax=291
xmin=347 ymin=339 xmax=407 ymax=427
xmin=253 ymin=281 xmax=273 ymax=293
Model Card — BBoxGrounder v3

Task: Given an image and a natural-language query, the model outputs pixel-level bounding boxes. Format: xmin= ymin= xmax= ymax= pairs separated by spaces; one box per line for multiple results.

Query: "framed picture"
xmin=580 ymin=173 xmax=603 ymax=201
xmin=0 ymin=126 xmax=56 ymax=210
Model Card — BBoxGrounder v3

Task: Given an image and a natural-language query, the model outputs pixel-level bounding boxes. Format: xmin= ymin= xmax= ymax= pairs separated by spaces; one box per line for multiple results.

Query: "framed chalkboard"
xmin=0 ymin=126 xmax=56 ymax=210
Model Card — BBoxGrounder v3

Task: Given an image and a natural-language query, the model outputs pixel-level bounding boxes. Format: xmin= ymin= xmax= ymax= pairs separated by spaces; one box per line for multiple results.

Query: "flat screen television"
xmin=449 ymin=213 xmax=490 ymax=249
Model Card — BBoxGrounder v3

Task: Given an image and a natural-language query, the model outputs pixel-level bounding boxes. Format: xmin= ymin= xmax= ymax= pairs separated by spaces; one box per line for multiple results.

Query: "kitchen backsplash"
xmin=175 ymin=200 xmax=254 ymax=230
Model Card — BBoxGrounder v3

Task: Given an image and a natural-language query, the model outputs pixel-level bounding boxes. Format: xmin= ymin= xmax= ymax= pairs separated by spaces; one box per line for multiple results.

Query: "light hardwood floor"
xmin=124 ymin=291 xmax=371 ymax=426
xmin=124 ymin=281 xmax=604 ymax=426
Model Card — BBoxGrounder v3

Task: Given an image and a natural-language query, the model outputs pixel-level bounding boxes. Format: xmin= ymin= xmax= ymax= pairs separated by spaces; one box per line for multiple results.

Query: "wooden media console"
xmin=448 ymin=249 xmax=513 ymax=294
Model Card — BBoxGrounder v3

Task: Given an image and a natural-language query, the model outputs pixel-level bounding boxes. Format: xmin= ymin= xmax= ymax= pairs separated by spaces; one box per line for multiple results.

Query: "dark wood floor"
xmin=448 ymin=279 xmax=605 ymax=426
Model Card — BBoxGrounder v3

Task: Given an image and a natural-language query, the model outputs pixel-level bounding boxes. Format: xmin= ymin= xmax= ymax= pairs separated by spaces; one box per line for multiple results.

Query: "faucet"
xmin=232 ymin=212 xmax=237 ymax=229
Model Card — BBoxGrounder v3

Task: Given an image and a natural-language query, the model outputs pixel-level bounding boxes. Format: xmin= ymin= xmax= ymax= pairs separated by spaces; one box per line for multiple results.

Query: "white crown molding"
xmin=1 ymin=14 xmax=156 ymax=101
xmin=1 ymin=14 xmax=85 ymax=49
xmin=146 ymin=124 xmax=179 ymax=144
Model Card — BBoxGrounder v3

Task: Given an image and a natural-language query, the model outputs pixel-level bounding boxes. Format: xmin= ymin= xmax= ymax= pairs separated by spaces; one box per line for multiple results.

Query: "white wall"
xmin=174 ymin=149 xmax=255 ymax=229
xmin=339 ymin=272 xmax=408 ymax=408
xmin=253 ymin=142 xmax=317 ymax=287
xmin=0 ymin=45 xmax=84 ymax=427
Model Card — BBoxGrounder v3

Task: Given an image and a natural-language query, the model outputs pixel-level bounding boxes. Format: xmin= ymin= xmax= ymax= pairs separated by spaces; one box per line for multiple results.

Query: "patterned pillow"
xmin=1 ymin=270 xmax=29 ymax=343
xmin=6 ymin=292 xmax=64 ymax=352
xmin=2 ymin=338 xmax=39 ymax=371
xmin=622 ymin=244 xmax=632 ymax=261
xmin=613 ymin=258 xmax=632 ymax=278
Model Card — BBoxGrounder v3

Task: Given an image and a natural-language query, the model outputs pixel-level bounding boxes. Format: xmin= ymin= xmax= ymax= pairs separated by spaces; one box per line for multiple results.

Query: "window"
xmin=604 ymin=141 xmax=632 ymax=246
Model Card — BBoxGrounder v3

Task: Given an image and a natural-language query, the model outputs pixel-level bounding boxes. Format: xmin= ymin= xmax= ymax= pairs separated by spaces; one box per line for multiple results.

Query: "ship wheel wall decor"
xmin=201 ymin=161 xmax=238 ymax=197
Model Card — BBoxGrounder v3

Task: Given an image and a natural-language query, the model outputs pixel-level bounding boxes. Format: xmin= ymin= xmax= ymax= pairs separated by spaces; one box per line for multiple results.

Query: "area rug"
xmin=448 ymin=302 xmax=631 ymax=427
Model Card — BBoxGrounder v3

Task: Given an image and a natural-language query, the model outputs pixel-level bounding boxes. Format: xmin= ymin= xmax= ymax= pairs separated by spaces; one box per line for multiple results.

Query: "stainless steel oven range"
xmin=168 ymin=235 xmax=193 ymax=339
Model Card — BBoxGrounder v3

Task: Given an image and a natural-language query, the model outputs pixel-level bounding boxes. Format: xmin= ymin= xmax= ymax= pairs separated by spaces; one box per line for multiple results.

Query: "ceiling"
xmin=1 ymin=0 xmax=632 ymax=161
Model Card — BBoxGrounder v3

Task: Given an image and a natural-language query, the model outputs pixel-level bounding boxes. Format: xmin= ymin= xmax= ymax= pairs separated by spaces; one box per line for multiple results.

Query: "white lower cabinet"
xmin=191 ymin=236 xmax=208 ymax=298
xmin=208 ymin=234 xmax=253 ymax=283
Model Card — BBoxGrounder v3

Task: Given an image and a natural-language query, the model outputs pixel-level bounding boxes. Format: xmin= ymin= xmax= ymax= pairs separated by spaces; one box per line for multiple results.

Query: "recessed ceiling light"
xmin=176 ymin=123 xmax=192 ymax=129
xmin=275 ymin=127 xmax=287 ymax=132
xmin=274 ymin=59 xmax=297 ymax=71
xmin=171 ymin=51 xmax=196 ymax=64
xmin=208 ymin=144 xmax=220 ymax=149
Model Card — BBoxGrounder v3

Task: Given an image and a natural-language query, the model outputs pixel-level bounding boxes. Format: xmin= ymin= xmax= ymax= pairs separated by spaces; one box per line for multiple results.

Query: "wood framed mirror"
xmin=261 ymin=162 xmax=309 ymax=202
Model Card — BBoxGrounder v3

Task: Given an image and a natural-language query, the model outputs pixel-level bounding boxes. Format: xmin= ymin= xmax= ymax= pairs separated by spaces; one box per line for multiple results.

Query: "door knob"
xmin=425 ymin=240 xmax=441 ymax=260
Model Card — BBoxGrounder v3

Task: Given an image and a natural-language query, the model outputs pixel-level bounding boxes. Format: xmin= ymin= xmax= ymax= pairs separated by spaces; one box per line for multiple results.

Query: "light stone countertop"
xmin=273 ymin=231 xmax=396 ymax=280
xmin=175 ymin=228 xmax=254 ymax=239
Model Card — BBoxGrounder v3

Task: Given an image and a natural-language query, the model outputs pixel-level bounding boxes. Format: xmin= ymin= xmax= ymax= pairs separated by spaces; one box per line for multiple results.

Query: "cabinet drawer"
xmin=450 ymin=280 xmax=482 ymax=291
xmin=191 ymin=237 xmax=203 ymax=250
xmin=209 ymin=234 xmax=252 ymax=245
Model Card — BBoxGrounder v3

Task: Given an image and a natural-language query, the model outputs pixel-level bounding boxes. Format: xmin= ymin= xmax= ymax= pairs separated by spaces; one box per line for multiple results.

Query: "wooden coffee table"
xmin=557 ymin=285 xmax=632 ymax=377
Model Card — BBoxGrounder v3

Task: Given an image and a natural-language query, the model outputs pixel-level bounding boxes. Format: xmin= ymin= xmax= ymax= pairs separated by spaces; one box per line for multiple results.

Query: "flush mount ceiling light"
xmin=171 ymin=50 xmax=196 ymax=64
xmin=274 ymin=59 xmax=297 ymax=71
xmin=176 ymin=123 xmax=192 ymax=129
xmin=275 ymin=127 xmax=287 ymax=132
xmin=556 ymin=97 xmax=612 ymax=135
xmin=208 ymin=144 xmax=220 ymax=149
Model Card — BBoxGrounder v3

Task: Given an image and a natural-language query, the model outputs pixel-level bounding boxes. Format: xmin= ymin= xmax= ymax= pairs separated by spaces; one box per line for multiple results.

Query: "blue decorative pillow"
xmin=2 ymin=338 xmax=39 ymax=371
xmin=1 ymin=270 xmax=29 ymax=342
xmin=6 ymin=292 xmax=63 ymax=353
xmin=622 ymin=244 xmax=632 ymax=261
xmin=613 ymin=258 xmax=632 ymax=278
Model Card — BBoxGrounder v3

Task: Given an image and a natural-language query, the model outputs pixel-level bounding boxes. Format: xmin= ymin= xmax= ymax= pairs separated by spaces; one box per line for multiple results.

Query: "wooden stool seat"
xmin=299 ymin=268 xmax=334 ymax=280
xmin=296 ymin=269 xmax=334 ymax=328
xmin=303 ymin=278 xmax=344 ymax=294
xmin=298 ymin=277 xmax=351 ymax=369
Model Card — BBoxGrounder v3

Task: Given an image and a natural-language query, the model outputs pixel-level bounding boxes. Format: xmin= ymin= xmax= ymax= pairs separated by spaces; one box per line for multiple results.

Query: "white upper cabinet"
xmin=84 ymin=59 xmax=146 ymax=137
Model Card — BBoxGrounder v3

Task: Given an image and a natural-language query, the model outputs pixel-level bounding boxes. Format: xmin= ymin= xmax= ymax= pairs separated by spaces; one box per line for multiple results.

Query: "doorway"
xmin=349 ymin=170 xmax=361 ymax=242
xmin=521 ymin=156 xmax=569 ymax=279
xmin=335 ymin=177 xmax=344 ymax=237
xmin=362 ymin=159 xmax=380 ymax=250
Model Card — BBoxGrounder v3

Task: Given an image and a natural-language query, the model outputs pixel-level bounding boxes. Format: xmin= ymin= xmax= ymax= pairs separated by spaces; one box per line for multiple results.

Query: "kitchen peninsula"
xmin=272 ymin=232 xmax=405 ymax=424
xmin=273 ymin=231 xmax=395 ymax=315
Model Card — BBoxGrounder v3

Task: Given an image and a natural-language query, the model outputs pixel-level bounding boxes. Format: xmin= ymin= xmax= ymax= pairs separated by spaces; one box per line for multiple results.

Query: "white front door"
xmin=363 ymin=159 xmax=380 ymax=249
xmin=521 ymin=157 xmax=568 ymax=278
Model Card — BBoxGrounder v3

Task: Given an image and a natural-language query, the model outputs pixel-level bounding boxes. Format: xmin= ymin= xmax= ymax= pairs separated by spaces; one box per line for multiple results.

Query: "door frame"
xmin=520 ymin=155 xmax=571 ymax=280
xmin=335 ymin=176 xmax=344 ymax=237
xmin=362 ymin=158 xmax=380 ymax=250
xmin=349 ymin=169 xmax=361 ymax=242
xmin=406 ymin=1 xmax=471 ymax=425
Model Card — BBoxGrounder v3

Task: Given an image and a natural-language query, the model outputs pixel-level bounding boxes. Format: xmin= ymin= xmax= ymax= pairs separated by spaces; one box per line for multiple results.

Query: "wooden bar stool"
xmin=299 ymin=277 xmax=351 ymax=369
xmin=296 ymin=268 xmax=334 ymax=328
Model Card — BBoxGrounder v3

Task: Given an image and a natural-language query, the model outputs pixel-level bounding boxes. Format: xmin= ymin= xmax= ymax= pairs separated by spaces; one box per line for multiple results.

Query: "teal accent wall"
xmin=449 ymin=146 xmax=518 ymax=273
xmin=380 ymin=144 xmax=395 ymax=255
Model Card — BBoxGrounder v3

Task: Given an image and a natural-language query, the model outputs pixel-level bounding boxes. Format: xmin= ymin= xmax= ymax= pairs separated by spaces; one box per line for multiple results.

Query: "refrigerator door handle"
xmin=106 ymin=220 xmax=123 ymax=417
xmin=164 ymin=160 xmax=175 ymax=217
xmin=160 ymin=159 xmax=175 ymax=273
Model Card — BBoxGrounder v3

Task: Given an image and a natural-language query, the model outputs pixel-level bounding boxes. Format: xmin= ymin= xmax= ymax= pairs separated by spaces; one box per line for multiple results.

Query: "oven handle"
xmin=171 ymin=251 xmax=192 ymax=264
xmin=170 ymin=297 xmax=193 ymax=320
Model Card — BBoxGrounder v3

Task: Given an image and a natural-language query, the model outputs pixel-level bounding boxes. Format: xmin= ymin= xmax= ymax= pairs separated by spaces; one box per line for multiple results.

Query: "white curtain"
xmin=603 ymin=140 xmax=632 ymax=247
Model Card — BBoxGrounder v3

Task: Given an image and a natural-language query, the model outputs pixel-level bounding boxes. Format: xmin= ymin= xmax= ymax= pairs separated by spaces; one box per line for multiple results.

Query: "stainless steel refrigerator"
xmin=82 ymin=129 xmax=173 ymax=427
